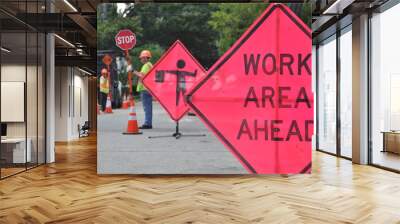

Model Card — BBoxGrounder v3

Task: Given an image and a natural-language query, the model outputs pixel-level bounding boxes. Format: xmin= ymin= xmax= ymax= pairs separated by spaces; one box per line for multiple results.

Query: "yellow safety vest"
xmin=100 ymin=76 xmax=109 ymax=94
xmin=136 ymin=62 xmax=153 ymax=92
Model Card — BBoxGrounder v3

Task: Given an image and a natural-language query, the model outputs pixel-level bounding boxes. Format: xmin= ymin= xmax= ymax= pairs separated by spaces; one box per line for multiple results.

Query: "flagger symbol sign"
xmin=143 ymin=40 xmax=206 ymax=121
xmin=155 ymin=59 xmax=198 ymax=106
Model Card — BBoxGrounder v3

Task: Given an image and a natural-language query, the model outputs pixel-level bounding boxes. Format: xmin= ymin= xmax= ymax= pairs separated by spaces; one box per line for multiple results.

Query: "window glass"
xmin=340 ymin=28 xmax=352 ymax=158
xmin=1 ymin=23 xmax=28 ymax=178
xmin=371 ymin=4 xmax=400 ymax=171
xmin=0 ymin=0 xmax=46 ymax=179
xmin=312 ymin=45 xmax=317 ymax=150
xmin=317 ymin=36 xmax=337 ymax=154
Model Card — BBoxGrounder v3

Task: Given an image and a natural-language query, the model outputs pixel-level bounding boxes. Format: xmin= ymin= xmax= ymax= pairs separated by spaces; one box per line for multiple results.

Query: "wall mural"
xmin=97 ymin=2 xmax=313 ymax=174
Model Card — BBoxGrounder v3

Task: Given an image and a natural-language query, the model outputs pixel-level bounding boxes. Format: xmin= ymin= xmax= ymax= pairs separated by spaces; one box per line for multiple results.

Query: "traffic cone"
xmin=104 ymin=96 xmax=113 ymax=113
xmin=122 ymin=98 xmax=142 ymax=135
xmin=122 ymin=94 xmax=129 ymax=109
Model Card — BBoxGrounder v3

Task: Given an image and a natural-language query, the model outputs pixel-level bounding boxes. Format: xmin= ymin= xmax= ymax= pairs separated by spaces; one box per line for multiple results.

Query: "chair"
xmin=78 ymin=121 xmax=90 ymax=138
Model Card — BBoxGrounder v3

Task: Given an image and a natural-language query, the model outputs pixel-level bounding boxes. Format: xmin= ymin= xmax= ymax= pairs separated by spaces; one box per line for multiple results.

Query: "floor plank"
xmin=0 ymin=135 xmax=400 ymax=223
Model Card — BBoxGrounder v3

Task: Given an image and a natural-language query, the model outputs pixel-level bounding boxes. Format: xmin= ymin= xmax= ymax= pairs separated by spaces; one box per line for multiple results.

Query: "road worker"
xmin=99 ymin=68 xmax=109 ymax=112
xmin=133 ymin=50 xmax=153 ymax=129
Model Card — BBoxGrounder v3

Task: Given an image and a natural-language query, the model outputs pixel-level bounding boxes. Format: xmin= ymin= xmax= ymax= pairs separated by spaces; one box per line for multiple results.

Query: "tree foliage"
xmin=208 ymin=3 xmax=312 ymax=55
xmin=97 ymin=9 xmax=143 ymax=52
xmin=125 ymin=3 xmax=219 ymax=69
xmin=208 ymin=3 xmax=268 ymax=55
xmin=98 ymin=3 xmax=312 ymax=71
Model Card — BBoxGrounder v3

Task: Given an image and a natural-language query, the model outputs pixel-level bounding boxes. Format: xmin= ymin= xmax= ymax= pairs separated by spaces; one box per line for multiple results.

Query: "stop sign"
xmin=115 ymin=29 xmax=136 ymax=50
xmin=143 ymin=40 xmax=207 ymax=121
xmin=187 ymin=4 xmax=313 ymax=174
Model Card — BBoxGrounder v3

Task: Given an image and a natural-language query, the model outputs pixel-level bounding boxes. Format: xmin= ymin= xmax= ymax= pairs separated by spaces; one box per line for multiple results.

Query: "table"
xmin=381 ymin=131 xmax=400 ymax=154
xmin=1 ymin=138 xmax=31 ymax=163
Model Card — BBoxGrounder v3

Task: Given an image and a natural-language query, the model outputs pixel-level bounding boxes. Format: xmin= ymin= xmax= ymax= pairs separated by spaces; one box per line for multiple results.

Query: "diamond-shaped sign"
xmin=102 ymin=54 xmax=112 ymax=66
xmin=143 ymin=40 xmax=206 ymax=121
xmin=187 ymin=4 xmax=313 ymax=174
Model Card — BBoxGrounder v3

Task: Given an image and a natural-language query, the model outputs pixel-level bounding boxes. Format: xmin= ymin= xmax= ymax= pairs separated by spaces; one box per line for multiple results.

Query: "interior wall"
xmin=1 ymin=64 xmax=37 ymax=138
xmin=55 ymin=66 xmax=69 ymax=141
xmin=55 ymin=66 xmax=89 ymax=141
xmin=72 ymin=71 xmax=89 ymax=137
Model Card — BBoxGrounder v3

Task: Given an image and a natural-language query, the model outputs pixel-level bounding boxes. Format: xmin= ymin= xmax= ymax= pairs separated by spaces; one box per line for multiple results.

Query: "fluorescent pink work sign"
xmin=143 ymin=40 xmax=207 ymax=121
xmin=187 ymin=4 xmax=313 ymax=174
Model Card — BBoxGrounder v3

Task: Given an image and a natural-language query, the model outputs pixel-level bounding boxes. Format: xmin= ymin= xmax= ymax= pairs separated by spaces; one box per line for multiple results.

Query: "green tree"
xmin=126 ymin=3 xmax=219 ymax=68
xmin=97 ymin=4 xmax=143 ymax=51
xmin=209 ymin=3 xmax=312 ymax=55
xmin=209 ymin=3 xmax=268 ymax=55
xmin=299 ymin=3 xmax=313 ymax=27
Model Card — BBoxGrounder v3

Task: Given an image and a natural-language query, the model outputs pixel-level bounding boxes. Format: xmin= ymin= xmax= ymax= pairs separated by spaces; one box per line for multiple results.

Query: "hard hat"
xmin=101 ymin=68 xmax=108 ymax=74
xmin=139 ymin=50 xmax=152 ymax=59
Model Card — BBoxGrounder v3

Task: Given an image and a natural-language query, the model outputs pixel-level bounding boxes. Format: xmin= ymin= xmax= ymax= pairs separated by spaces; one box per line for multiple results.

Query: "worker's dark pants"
xmin=100 ymin=92 xmax=107 ymax=111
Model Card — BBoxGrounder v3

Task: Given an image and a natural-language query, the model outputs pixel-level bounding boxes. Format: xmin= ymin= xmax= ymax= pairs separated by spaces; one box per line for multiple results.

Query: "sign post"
xmin=102 ymin=54 xmax=113 ymax=99
xmin=187 ymin=4 xmax=313 ymax=174
xmin=142 ymin=40 xmax=207 ymax=139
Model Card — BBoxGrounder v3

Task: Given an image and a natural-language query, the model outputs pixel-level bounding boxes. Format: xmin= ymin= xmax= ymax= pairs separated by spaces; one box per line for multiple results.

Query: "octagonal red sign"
xmin=143 ymin=40 xmax=206 ymax=121
xmin=187 ymin=4 xmax=313 ymax=174
xmin=115 ymin=29 xmax=136 ymax=50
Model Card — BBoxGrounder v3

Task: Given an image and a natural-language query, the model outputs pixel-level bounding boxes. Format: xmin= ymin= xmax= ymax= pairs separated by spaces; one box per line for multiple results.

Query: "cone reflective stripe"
xmin=123 ymin=98 xmax=142 ymax=135
xmin=104 ymin=96 xmax=113 ymax=113
xmin=128 ymin=114 xmax=137 ymax=120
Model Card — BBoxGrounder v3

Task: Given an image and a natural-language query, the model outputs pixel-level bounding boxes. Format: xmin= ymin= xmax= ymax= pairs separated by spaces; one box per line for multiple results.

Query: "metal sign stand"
xmin=148 ymin=121 xmax=206 ymax=139
xmin=148 ymin=59 xmax=205 ymax=139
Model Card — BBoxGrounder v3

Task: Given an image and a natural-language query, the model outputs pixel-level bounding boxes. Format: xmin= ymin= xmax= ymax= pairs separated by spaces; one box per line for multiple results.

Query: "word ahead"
xmin=187 ymin=4 xmax=313 ymax=174
xmin=115 ymin=29 xmax=136 ymax=50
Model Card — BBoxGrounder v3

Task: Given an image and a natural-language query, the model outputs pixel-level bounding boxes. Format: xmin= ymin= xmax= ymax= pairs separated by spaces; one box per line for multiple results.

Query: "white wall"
xmin=55 ymin=66 xmax=89 ymax=141
xmin=1 ymin=64 xmax=38 ymax=137
xmin=1 ymin=63 xmax=46 ymax=164
xmin=55 ymin=66 xmax=69 ymax=141
xmin=72 ymin=71 xmax=89 ymax=138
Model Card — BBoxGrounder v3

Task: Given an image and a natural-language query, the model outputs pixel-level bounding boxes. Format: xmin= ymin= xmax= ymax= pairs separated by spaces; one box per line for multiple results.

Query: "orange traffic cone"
xmin=122 ymin=98 xmax=142 ymax=135
xmin=104 ymin=96 xmax=113 ymax=113
xmin=122 ymin=94 xmax=129 ymax=109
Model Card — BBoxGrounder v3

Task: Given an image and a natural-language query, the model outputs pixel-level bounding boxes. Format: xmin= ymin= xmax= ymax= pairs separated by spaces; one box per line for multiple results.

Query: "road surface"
xmin=98 ymin=101 xmax=246 ymax=174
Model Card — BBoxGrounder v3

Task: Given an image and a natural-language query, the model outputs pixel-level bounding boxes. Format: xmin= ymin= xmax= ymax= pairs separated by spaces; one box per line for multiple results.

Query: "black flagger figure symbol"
xmin=155 ymin=59 xmax=197 ymax=106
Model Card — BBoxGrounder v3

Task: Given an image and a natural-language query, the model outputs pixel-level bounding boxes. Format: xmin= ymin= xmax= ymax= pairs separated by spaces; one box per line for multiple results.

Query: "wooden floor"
xmin=1 ymin=135 xmax=400 ymax=223
xmin=1 ymin=167 xmax=26 ymax=178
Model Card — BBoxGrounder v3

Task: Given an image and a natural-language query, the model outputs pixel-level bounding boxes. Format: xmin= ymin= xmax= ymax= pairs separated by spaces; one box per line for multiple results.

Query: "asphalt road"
xmin=97 ymin=101 xmax=246 ymax=174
